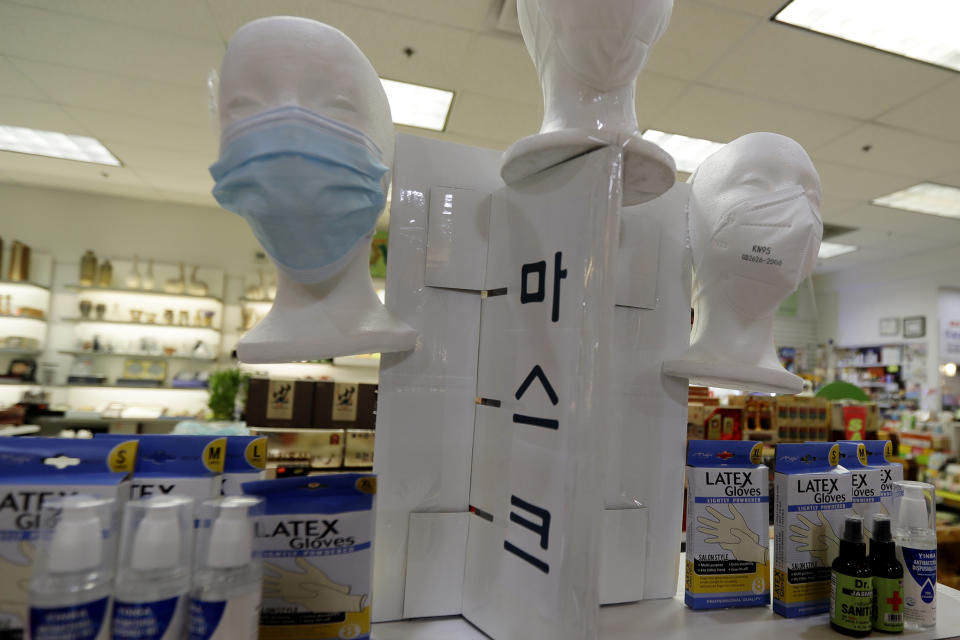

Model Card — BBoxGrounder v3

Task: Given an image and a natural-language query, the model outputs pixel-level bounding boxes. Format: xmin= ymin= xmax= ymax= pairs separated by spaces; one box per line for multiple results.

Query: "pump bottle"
xmin=869 ymin=515 xmax=903 ymax=633
xmin=112 ymin=496 xmax=194 ymax=640
xmin=830 ymin=516 xmax=873 ymax=637
xmin=28 ymin=496 xmax=115 ymax=640
xmin=894 ymin=481 xmax=936 ymax=629
xmin=188 ymin=497 xmax=263 ymax=640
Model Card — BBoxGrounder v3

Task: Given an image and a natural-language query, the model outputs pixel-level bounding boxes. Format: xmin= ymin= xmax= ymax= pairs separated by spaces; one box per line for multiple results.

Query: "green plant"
xmin=207 ymin=369 xmax=250 ymax=420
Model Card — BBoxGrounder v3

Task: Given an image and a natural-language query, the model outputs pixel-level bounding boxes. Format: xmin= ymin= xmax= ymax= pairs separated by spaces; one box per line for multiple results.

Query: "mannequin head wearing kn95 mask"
xmin=211 ymin=16 xmax=416 ymax=363
xmin=663 ymin=132 xmax=823 ymax=394
xmin=501 ymin=0 xmax=677 ymax=205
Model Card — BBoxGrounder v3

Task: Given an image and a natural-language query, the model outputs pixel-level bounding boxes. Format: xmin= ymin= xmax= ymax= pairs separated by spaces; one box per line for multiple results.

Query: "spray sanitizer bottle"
xmin=188 ymin=496 xmax=264 ymax=640
xmin=893 ymin=480 xmax=937 ymax=629
xmin=112 ymin=495 xmax=195 ymax=639
xmin=869 ymin=515 xmax=903 ymax=633
xmin=830 ymin=516 xmax=873 ymax=637
xmin=29 ymin=496 xmax=117 ymax=640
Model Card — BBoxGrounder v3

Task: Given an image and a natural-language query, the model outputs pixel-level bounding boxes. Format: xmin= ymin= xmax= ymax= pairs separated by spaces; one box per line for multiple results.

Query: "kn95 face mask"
xmin=210 ymin=106 xmax=388 ymax=284
xmin=698 ymin=185 xmax=821 ymax=319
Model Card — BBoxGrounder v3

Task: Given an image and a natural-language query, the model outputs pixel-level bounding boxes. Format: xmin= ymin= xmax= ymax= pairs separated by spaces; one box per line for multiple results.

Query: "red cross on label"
xmin=716 ymin=451 xmax=734 ymax=460
xmin=886 ymin=590 xmax=903 ymax=612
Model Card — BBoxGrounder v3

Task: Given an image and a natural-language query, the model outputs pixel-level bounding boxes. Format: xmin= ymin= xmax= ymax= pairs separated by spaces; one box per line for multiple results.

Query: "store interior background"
xmin=2 ymin=5 xmax=960 ymax=432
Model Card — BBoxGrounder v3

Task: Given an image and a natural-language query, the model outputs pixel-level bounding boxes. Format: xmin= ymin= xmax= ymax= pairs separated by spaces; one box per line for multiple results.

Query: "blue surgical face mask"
xmin=210 ymin=106 xmax=388 ymax=283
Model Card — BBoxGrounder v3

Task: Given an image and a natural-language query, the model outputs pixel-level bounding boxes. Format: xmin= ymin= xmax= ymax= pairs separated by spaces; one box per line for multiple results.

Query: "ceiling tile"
xmin=134 ymin=169 xmax=214 ymax=197
xmin=813 ymin=161 xmax=918 ymax=202
xmin=446 ymin=91 xmax=541 ymax=145
xmin=6 ymin=0 xmax=223 ymax=44
xmin=935 ymin=170 xmax=960 ymax=188
xmin=635 ymin=72 xmax=691 ymax=127
xmin=333 ymin=0 xmax=489 ymax=31
xmin=64 ymin=107 xmax=218 ymax=157
xmin=0 ymin=55 xmax=45 ymax=100
xmin=650 ymin=84 xmax=858 ymax=150
xmin=0 ymin=168 xmax=166 ymax=202
xmin=876 ymin=78 xmax=960 ymax=144
xmin=0 ymin=3 xmax=224 ymax=88
xmin=814 ymin=245 xmax=899 ymax=273
xmin=814 ymin=124 xmax=960 ymax=179
xmin=645 ymin=1 xmax=759 ymax=81
xmin=0 ymin=96 xmax=87 ymax=133
xmin=0 ymin=151 xmax=145 ymax=185
xmin=456 ymin=33 xmax=541 ymax=106
xmin=698 ymin=0 xmax=784 ymax=17
xmin=704 ymin=22 xmax=952 ymax=119
xmin=818 ymin=195 xmax=861 ymax=221
xmin=832 ymin=203 xmax=960 ymax=238
xmin=106 ymin=144 xmax=212 ymax=181
xmin=12 ymin=60 xmax=210 ymax=128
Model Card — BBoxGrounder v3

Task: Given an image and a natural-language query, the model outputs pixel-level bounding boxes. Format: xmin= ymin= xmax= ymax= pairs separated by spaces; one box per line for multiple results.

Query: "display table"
xmin=372 ymin=551 xmax=960 ymax=639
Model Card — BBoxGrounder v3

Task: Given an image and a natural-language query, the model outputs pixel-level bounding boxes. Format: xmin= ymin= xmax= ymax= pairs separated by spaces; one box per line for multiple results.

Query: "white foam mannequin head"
xmin=663 ymin=132 xmax=823 ymax=393
xmin=502 ymin=0 xmax=677 ymax=204
xmin=217 ymin=17 xmax=416 ymax=363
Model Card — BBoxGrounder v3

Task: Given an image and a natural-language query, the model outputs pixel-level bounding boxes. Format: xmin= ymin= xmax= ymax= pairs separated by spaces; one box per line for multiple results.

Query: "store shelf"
xmin=240 ymin=297 xmax=274 ymax=304
xmin=0 ymin=348 xmax=42 ymax=357
xmin=58 ymin=349 xmax=217 ymax=362
xmin=0 ymin=279 xmax=50 ymax=292
xmin=59 ymin=383 xmax=207 ymax=392
xmin=62 ymin=317 xmax=221 ymax=333
xmin=0 ymin=313 xmax=46 ymax=323
xmin=836 ymin=362 xmax=901 ymax=368
xmin=65 ymin=284 xmax=222 ymax=304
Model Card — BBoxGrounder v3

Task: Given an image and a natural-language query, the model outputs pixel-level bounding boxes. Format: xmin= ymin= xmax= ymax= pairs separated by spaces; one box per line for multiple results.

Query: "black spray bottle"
xmin=830 ymin=516 xmax=873 ymax=637
xmin=869 ymin=515 xmax=904 ymax=633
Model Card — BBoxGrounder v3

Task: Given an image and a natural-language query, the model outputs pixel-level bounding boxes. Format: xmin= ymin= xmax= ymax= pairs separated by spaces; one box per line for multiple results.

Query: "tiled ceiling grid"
xmin=1 ymin=0 xmax=959 ymax=272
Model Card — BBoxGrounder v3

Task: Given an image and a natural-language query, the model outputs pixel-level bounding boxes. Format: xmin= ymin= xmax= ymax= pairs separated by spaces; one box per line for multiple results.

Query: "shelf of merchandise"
xmin=58 ymin=349 xmax=217 ymax=362
xmin=0 ymin=279 xmax=50 ymax=291
xmin=836 ymin=362 xmax=901 ymax=368
xmin=65 ymin=284 xmax=222 ymax=304
xmin=58 ymin=383 xmax=208 ymax=392
xmin=0 ymin=348 xmax=41 ymax=357
xmin=239 ymin=297 xmax=274 ymax=304
xmin=62 ymin=317 xmax=222 ymax=333
xmin=0 ymin=314 xmax=46 ymax=323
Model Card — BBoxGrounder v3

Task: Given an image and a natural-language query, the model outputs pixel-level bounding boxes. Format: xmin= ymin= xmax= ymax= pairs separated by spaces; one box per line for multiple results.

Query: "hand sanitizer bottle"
xmin=893 ymin=481 xmax=937 ymax=630
xmin=112 ymin=496 xmax=195 ymax=639
xmin=188 ymin=496 xmax=264 ymax=640
xmin=29 ymin=496 xmax=116 ymax=640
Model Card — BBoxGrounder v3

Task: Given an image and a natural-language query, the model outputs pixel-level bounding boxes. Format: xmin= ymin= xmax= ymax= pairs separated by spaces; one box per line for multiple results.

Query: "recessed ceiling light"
xmin=640 ymin=129 xmax=725 ymax=173
xmin=380 ymin=79 xmax=454 ymax=132
xmin=0 ymin=125 xmax=121 ymax=166
xmin=818 ymin=241 xmax=858 ymax=259
xmin=775 ymin=0 xmax=960 ymax=72
xmin=872 ymin=182 xmax=960 ymax=219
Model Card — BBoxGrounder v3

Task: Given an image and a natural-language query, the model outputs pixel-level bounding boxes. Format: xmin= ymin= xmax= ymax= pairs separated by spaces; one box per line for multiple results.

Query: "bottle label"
xmin=30 ymin=597 xmax=109 ymax=640
xmin=872 ymin=576 xmax=904 ymax=632
xmin=900 ymin=546 xmax=936 ymax=624
xmin=830 ymin=572 xmax=873 ymax=632
xmin=112 ymin=596 xmax=184 ymax=640
xmin=188 ymin=591 xmax=260 ymax=640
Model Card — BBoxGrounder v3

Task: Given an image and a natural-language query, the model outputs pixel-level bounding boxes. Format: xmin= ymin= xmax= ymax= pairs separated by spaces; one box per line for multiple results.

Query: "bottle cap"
xmin=894 ymin=480 xmax=936 ymax=531
xmin=205 ymin=497 xmax=259 ymax=569
xmin=47 ymin=496 xmax=109 ymax=573
xmin=872 ymin=514 xmax=892 ymax=542
xmin=842 ymin=516 xmax=863 ymax=543
xmin=119 ymin=495 xmax=195 ymax=573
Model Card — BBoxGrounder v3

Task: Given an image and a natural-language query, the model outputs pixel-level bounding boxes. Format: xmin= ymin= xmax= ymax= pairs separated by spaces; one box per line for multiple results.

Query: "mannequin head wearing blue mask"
xmin=212 ymin=17 xmax=416 ymax=362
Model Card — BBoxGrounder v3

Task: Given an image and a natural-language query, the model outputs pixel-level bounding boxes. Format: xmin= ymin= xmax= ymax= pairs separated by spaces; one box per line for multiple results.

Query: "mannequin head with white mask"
xmin=212 ymin=16 xmax=416 ymax=363
xmin=501 ymin=0 xmax=677 ymax=204
xmin=663 ymin=132 xmax=823 ymax=393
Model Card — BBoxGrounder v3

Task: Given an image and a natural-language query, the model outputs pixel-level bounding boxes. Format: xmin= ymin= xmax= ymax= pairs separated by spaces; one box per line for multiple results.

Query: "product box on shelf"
xmin=773 ymin=397 xmax=830 ymax=443
xmin=246 ymin=378 xmax=316 ymax=428
xmin=685 ymin=440 xmax=770 ymax=610
xmin=773 ymin=443 xmax=852 ymax=617
xmin=830 ymin=402 xmax=879 ymax=441
xmin=243 ymin=473 xmax=377 ymax=640
xmin=96 ymin=434 xmax=225 ymax=501
xmin=313 ymin=382 xmax=378 ymax=429
xmin=0 ymin=437 xmax=138 ymax=636
xmin=222 ymin=435 xmax=268 ymax=495
xmin=251 ymin=427 xmax=346 ymax=469
xmin=344 ymin=429 xmax=375 ymax=468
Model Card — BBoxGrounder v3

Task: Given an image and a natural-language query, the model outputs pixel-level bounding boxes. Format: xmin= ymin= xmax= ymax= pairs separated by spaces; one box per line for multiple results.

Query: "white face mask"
xmin=695 ymin=186 xmax=822 ymax=319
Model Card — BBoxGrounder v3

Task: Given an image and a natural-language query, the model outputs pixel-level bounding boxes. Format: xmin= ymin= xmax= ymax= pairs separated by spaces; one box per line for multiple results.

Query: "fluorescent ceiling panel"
xmin=380 ymin=78 xmax=453 ymax=131
xmin=0 ymin=125 xmax=120 ymax=166
xmin=872 ymin=182 xmax=960 ymax=219
xmin=775 ymin=0 xmax=960 ymax=72
xmin=641 ymin=129 xmax=725 ymax=173
xmin=818 ymin=241 xmax=858 ymax=259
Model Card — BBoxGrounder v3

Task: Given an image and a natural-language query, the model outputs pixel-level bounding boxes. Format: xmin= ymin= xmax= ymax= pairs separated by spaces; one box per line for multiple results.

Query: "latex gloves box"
xmin=243 ymin=474 xmax=376 ymax=640
xmin=773 ymin=443 xmax=852 ymax=617
xmin=0 ymin=437 xmax=138 ymax=637
xmin=685 ymin=440 xmax=769 ymax=609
